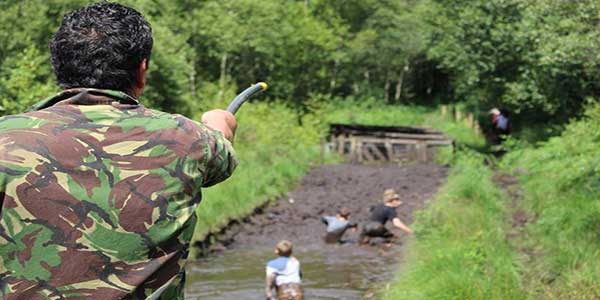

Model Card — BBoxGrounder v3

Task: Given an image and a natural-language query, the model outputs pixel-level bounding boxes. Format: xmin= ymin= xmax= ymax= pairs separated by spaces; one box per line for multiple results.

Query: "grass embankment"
xmin=190 ymin=97 xmax=480 ymax=249
xmin=500 ymin=104 xmax=600 ymax=299
xmin=383 ymin=104 xmax=600 ymax=300
xmin=382 ymin=153 xmax=523 ymax=300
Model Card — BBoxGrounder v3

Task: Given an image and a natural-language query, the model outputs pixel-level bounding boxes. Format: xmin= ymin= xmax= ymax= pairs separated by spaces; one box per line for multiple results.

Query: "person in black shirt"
xmin=360 ymin=189 xmax=413 ymax=244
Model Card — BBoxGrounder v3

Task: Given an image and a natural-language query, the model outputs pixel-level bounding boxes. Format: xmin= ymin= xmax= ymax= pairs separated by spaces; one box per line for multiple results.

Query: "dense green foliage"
xmin=426 ymin=0 xmax=600 ymax=124
xmin=2 ymin=0 xmax=597 ymax=125
xmin=382 ymin=153 xmax=522 ymax=299
xmin=501 ymin=104 xmax=600 ymax=298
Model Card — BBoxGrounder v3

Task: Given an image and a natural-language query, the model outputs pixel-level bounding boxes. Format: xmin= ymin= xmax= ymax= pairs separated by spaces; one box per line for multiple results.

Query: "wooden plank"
xmin=362 ymin=143 xmax=375 ymax=161
xmin=358 ymin=137 xmax=419 ymax=145
xmin=350 ymin=132 xmax=449 ymax=140
xmin=425 ymin=140 xmax=454 ymax=146
xmin=369 ymin=143 xmax=387 ymax=161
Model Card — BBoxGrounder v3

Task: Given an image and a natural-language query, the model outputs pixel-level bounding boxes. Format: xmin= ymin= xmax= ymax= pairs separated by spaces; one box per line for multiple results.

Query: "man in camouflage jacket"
xmin=0 ymin=3 xmax=237 ymax=299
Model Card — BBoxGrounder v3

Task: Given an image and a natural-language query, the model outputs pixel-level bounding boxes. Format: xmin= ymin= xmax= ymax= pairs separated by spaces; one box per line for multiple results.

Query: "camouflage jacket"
xmin=0 ymin=89 xmax=237 ymax=299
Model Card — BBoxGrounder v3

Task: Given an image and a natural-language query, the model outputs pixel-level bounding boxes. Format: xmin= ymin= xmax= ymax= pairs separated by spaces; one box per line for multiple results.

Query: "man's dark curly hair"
xmin=49 ymin=2 xmax=153 ymax=95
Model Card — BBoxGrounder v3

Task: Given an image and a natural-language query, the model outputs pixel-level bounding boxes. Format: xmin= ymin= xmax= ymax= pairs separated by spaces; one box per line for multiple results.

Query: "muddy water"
xmin=185 ymin=243 xmax=402 ymax=300
xmin=184 ymin=163 xmax=448 ymax=299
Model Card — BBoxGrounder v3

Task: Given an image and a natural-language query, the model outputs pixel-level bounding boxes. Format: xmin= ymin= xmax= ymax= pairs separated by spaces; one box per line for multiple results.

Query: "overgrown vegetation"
xmin=3 ymin=1 xmax=597 ymax=126
xmin=382 ymin=153 xmax=522 ymax=300
xmin=500 ymin=104 xmax=600 ymax=299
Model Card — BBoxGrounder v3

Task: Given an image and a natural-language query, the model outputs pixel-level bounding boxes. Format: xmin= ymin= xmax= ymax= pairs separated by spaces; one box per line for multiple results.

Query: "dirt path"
xmin=186 ymin=163 xmax=448 ymax=299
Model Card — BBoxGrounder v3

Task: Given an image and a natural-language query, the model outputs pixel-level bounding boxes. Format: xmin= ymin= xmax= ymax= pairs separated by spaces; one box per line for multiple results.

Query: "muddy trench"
xmin=185 ymin=163 xmax=448 ymax=300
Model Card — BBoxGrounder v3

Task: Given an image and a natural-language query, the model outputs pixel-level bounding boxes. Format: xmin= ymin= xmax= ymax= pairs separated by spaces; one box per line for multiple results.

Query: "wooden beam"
xmin=362 ymin=143 xmax=375 ymax=161
xmin=367 ymin=143 xmax=387 ymax=161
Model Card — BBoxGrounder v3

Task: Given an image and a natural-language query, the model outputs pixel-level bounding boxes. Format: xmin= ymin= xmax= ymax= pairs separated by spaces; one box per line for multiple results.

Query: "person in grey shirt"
xmin=321 ymin=207 xmax=358 ymax=244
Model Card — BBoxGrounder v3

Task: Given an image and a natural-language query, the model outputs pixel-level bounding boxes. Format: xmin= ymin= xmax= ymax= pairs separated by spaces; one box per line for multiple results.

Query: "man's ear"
xmin=133 ymin=59 xmax=148 ymax=98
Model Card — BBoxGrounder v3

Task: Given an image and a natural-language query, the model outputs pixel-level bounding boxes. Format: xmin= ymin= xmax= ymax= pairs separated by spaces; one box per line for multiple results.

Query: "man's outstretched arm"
xmin=392 ymin=217 xmax=414 ymax=235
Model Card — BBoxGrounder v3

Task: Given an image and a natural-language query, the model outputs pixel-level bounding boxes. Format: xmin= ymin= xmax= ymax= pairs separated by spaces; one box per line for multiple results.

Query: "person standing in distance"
xmin=0 ymin=2 xmax=237 ymax=299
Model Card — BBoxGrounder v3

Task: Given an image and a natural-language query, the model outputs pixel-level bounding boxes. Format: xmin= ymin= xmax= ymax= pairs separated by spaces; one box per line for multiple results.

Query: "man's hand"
xmin=201 ymin=109 xmax=237 ymax=143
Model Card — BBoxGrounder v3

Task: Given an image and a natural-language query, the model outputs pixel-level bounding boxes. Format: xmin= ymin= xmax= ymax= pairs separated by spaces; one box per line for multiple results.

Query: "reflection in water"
xmin=185 ymin=243 xmax=402 ymax=300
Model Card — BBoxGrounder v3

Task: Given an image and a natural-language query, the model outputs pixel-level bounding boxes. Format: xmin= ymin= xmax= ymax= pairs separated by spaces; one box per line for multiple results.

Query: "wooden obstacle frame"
xmin=329 ymin=123 xmax=454 ymax=163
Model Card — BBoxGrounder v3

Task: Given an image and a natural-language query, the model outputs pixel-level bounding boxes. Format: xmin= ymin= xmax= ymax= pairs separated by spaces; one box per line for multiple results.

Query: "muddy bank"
xmin=186 ymin=163 xmax=448 ymax=299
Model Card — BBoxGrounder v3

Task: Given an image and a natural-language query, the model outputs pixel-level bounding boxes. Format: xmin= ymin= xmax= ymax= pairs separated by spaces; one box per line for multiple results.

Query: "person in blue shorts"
xmin=265 ymin=240 xmax=304 ymax=300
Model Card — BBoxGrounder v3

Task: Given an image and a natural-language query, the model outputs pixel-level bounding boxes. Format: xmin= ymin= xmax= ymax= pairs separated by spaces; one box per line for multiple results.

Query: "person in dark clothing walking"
xmin=489 ymin=108 xmax=512 ymax=144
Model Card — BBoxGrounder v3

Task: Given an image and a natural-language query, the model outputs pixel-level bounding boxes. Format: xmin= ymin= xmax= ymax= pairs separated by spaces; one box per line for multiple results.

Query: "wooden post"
xmin=338 ymin=135 xmax=346 ymax=155
xmin=319 ymin=137 xmax=325 ymax=165
xmin=454 ymin=109 xmax=461 ymax=122
xmin=385 ymin=141 xmax=393 ymax=161
xmin=350 ymin=137 xmax=358 ymax=163
xmin=467 ymin=113 xmax=474 ymax=128
xmin=417 ymin=141 xmax=428 ymax=162
xmin=330 ymin=134 xmax=336 ymax=153
xmin=441 ymin=105 xmax=448 ymax=116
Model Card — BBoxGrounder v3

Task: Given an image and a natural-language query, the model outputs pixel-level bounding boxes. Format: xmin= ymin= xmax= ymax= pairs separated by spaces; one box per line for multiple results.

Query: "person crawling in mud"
xmin=321 ymin=207 xmax=358 ymax=244
xmin=360 ymin=189 xmax=414 ymax=245
xmin=266 ymin=240 xmax=304 ymax=300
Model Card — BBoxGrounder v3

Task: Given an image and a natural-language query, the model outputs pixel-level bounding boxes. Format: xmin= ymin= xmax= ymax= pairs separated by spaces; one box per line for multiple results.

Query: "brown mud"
xmin=185 ymin=163 xmax=448 ymax=300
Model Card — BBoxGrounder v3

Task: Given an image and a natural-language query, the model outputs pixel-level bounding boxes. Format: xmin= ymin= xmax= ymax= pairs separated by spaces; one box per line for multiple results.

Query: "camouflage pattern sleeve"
xmin=170 ymin=114 xmax=237 ymax=188
xmin=200 ymin=126 xmax=237 ymax=187
xmin=0 ymin=88 xmax=239 ymax=299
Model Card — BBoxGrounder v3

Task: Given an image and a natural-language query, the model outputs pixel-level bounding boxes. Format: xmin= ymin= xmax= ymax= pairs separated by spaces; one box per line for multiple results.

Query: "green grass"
xmin=381 ymin=153 xmax=523 ymax=300
xmin=380 ymin=104 xmax=600 ymax=300
xmin=500 ymin=104 xmax=600 ymax=299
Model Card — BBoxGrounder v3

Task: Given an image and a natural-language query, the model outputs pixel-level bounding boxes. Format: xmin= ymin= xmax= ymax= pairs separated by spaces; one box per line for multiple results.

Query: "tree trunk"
xmin=384 ymin=73 xmax=390 ymax=103
xmin=218 ymin=53 xmax=228 ymax=101
xmin=395 ymin=63 xmax=409 ymax=102
xmin=352 ymin=83 xmax=360 ymax=95
xmin=329 ymin=59 xmax=338 ymax=93
xmin=189 ymin=63 xmax=197 ymax=98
